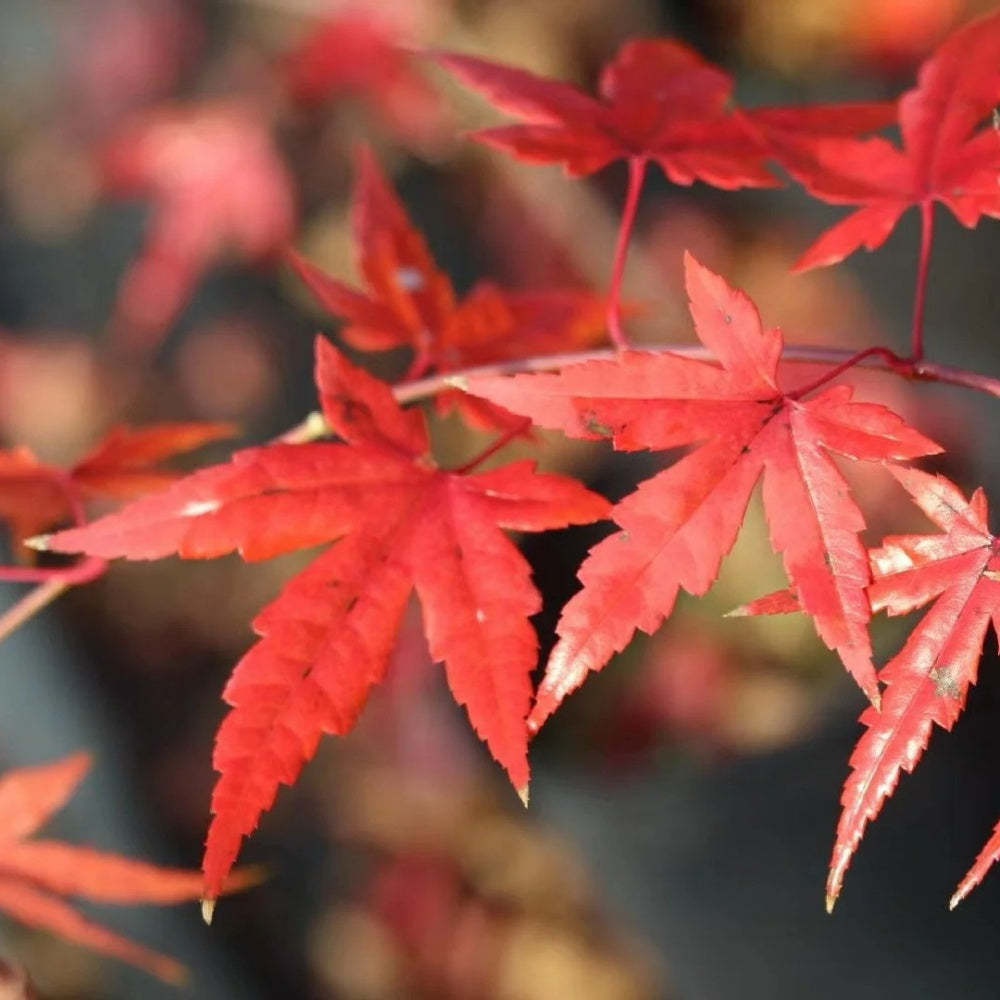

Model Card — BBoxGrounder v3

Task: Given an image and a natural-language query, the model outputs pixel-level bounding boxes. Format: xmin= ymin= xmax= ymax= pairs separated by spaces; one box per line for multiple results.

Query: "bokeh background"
xmin=3 ymin=0 xmax=1000 ymax=996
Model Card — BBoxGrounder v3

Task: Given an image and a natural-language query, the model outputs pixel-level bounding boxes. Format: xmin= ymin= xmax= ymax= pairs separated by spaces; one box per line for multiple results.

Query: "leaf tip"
xmin=445 ymin=374 xmax=468 ymax=392
xmin=825 ymin=891 xmax=838 ymax=914
xmin=200 ymin=897 xmax=216 ymax=925
xmin=23 ymin=534 xmax=51 ymax=552
xmin=516 ymin=783 xmax=530 ymax=808
xmin=949 ymin=891 xmax=962 ymax=911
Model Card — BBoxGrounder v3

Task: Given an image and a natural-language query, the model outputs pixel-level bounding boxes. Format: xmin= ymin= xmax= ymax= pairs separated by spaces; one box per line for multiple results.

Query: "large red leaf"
xmin=774 ymin=10 xmax=1000 ymax=269
xmin=827 ymin=467 xmax=1000 ymax=909
xmin=0 ymin=754 xmax=253 ymax=982
xmin=37 ymin=338 xmax=609 ymax=909
xmin=464 ymin=254 xmax=940 ymax=730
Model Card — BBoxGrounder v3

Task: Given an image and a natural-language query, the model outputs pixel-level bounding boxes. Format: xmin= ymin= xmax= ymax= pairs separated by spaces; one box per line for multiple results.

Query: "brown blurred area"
xmin=3 ymin=0 xmax=1000 ymax=998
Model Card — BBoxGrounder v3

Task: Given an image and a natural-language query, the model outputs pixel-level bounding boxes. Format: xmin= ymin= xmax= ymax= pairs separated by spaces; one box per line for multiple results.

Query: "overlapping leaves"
xmin=0 ymin=422 xmax=232 ymax=566
xmin=290 ymin=149 xmax=605 ymax=429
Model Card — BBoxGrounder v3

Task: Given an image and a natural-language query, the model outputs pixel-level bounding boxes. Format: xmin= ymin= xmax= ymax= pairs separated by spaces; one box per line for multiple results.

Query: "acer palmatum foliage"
xmin=829 ymin=468 xmax=1000 ymax=911
xmin=772 ymin=11 xmax=1000 ymax=274
xmin=465 ymin=254 xmax=938 ymax=724
xmin=0 ymin=753 xmax=254 ymax=981
xmin=289 ymin=148 xmax=605 ymax=429
xmin=7 ymin=4 xmax=1000 ymax=931
xmin=103 ymin=102 xmax=296 ymax=351
xmin=38 ymin=338 xmax=608 ymax=909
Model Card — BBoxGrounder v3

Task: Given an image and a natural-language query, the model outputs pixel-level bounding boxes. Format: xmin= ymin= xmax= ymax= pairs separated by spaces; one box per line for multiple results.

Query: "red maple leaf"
xmin=431 ymin=38 xmax=775 ymax=186
xmin=35 ymin=338 xmax=609 ymax=910
xmin=463 ymin=254 xmax=940 ymax=730
xmin=0 ymin=752 xmax=253 ymax=982
xmin=103 ymin=102 xmax=296 ymax=350
xmin=290 ymin=148 xmax=605 ymax=427
xmin=431 ymin=38 xmax=895 ymax=186
xmin=775 ymin=9 xmax=1000 ymax=270
xmin=281 ymin=7 xmax=447 ymax=149
xmin=826 ymin=467 xmax=1000 ymax=910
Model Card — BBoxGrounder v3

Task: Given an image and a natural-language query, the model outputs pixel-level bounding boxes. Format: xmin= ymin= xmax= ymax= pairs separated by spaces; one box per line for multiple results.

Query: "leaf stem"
xmin=606 ymin=156 xmax=647 ymax=349
xmin=433 ymin=345 xmax=1000 ymax=401
xmin=452 ymin=417 xmax=534 ymax=474
xmin=910 ymin=201 xmax=935 ymax=361
xmin=785 ymin=346 xmax=912 ymax=400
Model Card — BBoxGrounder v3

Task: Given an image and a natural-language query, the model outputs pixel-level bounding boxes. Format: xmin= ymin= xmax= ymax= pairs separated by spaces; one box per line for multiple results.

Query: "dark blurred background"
xmin=4 ymin=0 xmax=1000 ymax=996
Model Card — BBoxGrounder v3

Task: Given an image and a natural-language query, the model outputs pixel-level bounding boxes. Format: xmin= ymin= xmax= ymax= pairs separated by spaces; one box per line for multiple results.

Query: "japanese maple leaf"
xmin=0 ymin=422 xmax=232 ymax=561
xmin=290 ymin=148 xmax=605 ymax=428
xmin=463 ymin=254 xmax=940 ymax=730
xmin=775 ymin=9 xmax=1000 ymax=270
xmin=0 ymin=752 xmax=253 ymax=982
xmin=827 ymin=467 xmax=1000 ymax=910
xmin=34 ymin=338 xmax=609 ymax=910
xmin=432 ymin=38 xmax=895 ymax=187
xmin=432 ymin=38 xmax=775 ymax=187
xmin=103 ymin=102 xmax=295 ymax=349
xmin=281 ymin=7 xmax=447 ymax=149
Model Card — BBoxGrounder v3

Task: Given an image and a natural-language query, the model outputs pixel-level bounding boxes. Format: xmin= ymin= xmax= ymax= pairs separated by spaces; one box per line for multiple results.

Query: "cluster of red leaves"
xmin=0 ymin=753 xmax=253 ymax=981
xmin=10 ymin=5 xmax=1000 ymax=931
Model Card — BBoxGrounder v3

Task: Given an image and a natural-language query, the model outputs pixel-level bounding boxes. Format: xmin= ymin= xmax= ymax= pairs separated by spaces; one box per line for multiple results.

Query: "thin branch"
xmin=0 ymin=557 xmax=106 ymax=647
xmin=275 ymin=343 xmax=1000 ymax=444
xmin=785 ymin=346 xmax=912 ymax=400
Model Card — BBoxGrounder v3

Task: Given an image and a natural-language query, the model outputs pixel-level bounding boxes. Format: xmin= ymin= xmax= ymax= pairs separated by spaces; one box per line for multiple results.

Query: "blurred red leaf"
xmin=103 ymin=103 xmax=295 ymax=349
xmin=0 ymin=422 xmax=233 ymax=561
xmin=433 ymin=39 xmax=775 ymax=186
xmin=0 ymin=753 xmax=254 ymax=982
xmin=282 ymin=8 xmax=446 ymax=148
xmin=433 ymin=39 xmax=894 ymax=189
xmin=70 ymin=421 xmax=235 ymax=498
